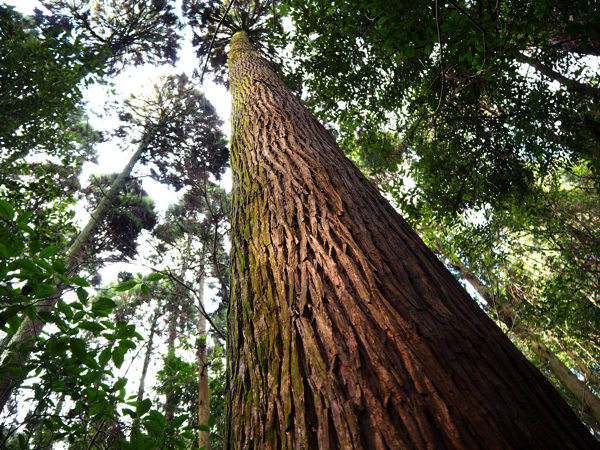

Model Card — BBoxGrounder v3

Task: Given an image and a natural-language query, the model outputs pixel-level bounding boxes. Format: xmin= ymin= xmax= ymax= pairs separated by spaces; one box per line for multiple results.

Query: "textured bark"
xmin=447 ymin=254 xmax=600 ymax=425
xmin=225 ymin=31 xmax=599 ymax=449
xmin=0 ymin=129 xmax=159 ymax=412
xmin=138 ymin=308 xmax=160 ymax=403
xmin=198 ymin=271 xmax=210 ymax=449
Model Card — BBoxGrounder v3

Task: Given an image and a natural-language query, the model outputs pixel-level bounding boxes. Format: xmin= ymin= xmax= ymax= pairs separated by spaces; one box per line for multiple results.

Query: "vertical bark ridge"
xmin=225 ymin=31 xmax=599 ymax=449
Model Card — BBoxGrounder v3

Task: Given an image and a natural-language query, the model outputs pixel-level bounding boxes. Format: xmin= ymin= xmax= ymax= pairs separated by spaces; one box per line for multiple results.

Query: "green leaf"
xmin=99 ymin=348 xmax=111 ymax=366
xmin=100 ymin=320 xmax=116 ymax=329
xmin=170 ymin=415 xmax=188 ymax=429
xmin=146 ymin=273 xmax=164 ymax=282
xmin=7 ymin=314 xmax=22 ymax=334
xmin=119 ymin=339 xmax=137 ymax=350
xmin=0 ymin=200 xmax=15 ymax=220
xmin=123 ymin=408 xmax=136 ymax=418
xmin=70 ymin=338 xmax=87 ymax=360
xmin=76 ymin=287 xmax=89 ymax=305
xmin=144 ymin=419 xmax=164 ymax=437
xmin=92 ymin=297 xmax=117 ymax=316
xmin=57 ymin=299 xmax=73 ymax=319
xmin=52 ymin=259 xmax=67 ymax=275
xmin=34 ymin=283 xmax=56 ymax=299
xmin=39 ymin=245 xmax=59 ymax=258
xmin=208 ymin=415 xmax=216 ymax=428
xmin=89 ymin=399 xmax=108 ymax=416
xmin=148 ymin=410 xmax=166 ymax=428
xmin=112 ymin=346 xmax=126 ymax=369
xmin=69 ymin=275 xmax=90 ymax=287
xmin=114 ymin=280 xmax=138 ymax=292
xmin=113 ymin=377 xmax=127 ymax=391
xmin=17 ymin=223 xmax=35 ymax=236
xmin=79 ymin=321 xmax=105 ymax=336
xmin=198 ymin=424 xmax=210 ymax=432
xmin=6 ymin=241 xmax=25 ymax=258
xmin=29 ymin=240 xmax=41 ymax=254
xmin=137 ymin=398 xmax=152 ymax=417
xmin=140 ymin=283 xmax=150 ymax=296
xmin=14 ymin=259 xmax=41 ymax=275
xmin=565 ymin=23 xmax=584 ymax=35
xmin=16 ymin=211 xmax=33 ymax=224
xmin=24 ymin=306 xmax=36 ymax=322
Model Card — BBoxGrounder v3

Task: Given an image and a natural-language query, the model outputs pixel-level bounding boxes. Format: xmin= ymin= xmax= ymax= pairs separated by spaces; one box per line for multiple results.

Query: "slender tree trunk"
xmin=0 ymin=126 xmax=161 ymax=412
xmin=138 ymin=308 xmax=160 ymax=403
xmin=446 ymin=254 xmax=600 ymax=426
xmin=516 ymin=51 xmax=600 ymax=98
xmin=0 ymin=330 xmax=13 ymax=354
xmin=225 ymin=30 xmax=599 ymax=449
xmin=197 ymin=270 xmax=210 ymax=449
xmin=164 ymin=241 xmax=194 ymax=423
xmin=553 ymin=336 xmax=600 ymax=393
xmin=164 ymin=307 xmax=178 ymax=424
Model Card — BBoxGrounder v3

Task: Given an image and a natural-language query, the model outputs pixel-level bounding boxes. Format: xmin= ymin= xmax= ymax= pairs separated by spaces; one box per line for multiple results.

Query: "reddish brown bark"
xmin=443 ymin=251 xmax=600 ymax=426
xmin=225 ymin=31 xmax=599 ymax=449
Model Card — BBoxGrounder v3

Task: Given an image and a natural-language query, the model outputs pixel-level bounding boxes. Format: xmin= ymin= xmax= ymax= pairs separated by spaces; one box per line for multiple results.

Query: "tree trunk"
xmin=553 ymin=336 xmax=600 ymax=394
xmin=0 ymin=126 xmax=160 ymax=412
xmin=516 ymin=51 xmax=600 ymax=98
xmin=138 ymin=307 xmax=160 ymax=403
xmin=198 ymin=270 xmax=210 ymax=449
xmin=225 ymin=30 xmax=599 ymax=449
xmin=445 ymin=253 xmax=600 ymax=426
xmin=164 ymin=307 xmax=178 ymax=424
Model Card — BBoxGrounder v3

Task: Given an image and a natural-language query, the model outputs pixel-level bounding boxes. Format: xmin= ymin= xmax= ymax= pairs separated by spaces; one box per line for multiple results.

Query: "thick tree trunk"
xmin=445 ymin=254 xmax=600 ymax=426
xmin=0 ymin=127 xmax=160 ymax=412
xmin=138 ymin=308 xmax=160 ymax=403
xmin=225 ymin=31 xmax=599 ymax=449
xmin=197 ymin=271 xmax=210 ymax=449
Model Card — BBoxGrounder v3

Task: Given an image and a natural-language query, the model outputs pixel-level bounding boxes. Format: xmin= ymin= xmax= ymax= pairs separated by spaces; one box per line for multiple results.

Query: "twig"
xmin=199 ymin=0 xmax=235 ymax=84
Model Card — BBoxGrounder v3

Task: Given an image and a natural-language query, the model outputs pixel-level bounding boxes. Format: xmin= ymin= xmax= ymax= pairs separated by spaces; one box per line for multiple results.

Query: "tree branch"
xmin=516 ymin=51 xmax=600 ymax=98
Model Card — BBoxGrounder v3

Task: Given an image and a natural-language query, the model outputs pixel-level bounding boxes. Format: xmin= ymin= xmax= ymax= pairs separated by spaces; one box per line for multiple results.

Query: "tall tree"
xmin=183 ymin=14 xmax=599 ymax=444
xmin=35 ymin=0 xmax=182 ymax=75
xmin=278 ymin=0 xmax=600 ymax=429
xmin=180 ymin=0 xmax=597 ymax=440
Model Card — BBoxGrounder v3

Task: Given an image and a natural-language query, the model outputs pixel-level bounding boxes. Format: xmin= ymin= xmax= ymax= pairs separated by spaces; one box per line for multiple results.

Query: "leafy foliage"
xmin=82 ymin=174 xmax=157 ymax=261
xmin=35 ymin=0 xmax=183 ymax=74
xmin=183 ymin=0 xmax=284 ymax=85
